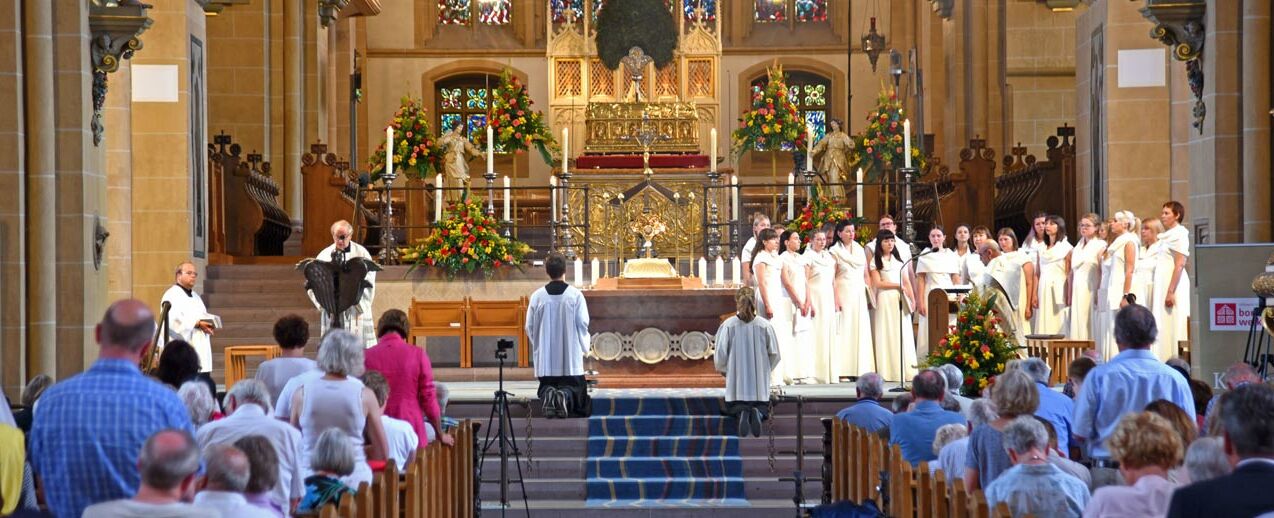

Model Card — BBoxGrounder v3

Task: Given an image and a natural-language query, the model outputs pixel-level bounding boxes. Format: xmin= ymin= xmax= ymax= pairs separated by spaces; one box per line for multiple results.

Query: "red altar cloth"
xmin=575 ymin=154 xmax=710 ymax=170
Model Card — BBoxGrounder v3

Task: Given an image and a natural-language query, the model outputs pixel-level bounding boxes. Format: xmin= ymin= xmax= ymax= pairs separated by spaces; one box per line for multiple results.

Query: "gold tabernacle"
xmin=584 ymin=102 xmax=700 ymax=154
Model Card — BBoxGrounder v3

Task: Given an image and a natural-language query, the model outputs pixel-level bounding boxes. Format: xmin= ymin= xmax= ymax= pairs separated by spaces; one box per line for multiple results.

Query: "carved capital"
xmin=1139 ymin=0 xmax=1206 ymax=61
xmin=89 ymin=2 xmax=152 ymax=147
xmin=318 ymin=0 xmax=350 ymax=27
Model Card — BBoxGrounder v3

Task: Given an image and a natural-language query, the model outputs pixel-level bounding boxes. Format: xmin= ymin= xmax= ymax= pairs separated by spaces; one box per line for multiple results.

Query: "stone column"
xmin=24 ymin=0 xmax=57 ymax=378
xmin=284 ymin=0 xmax=304 ymax=220
xmin=0 ymin=0 xmax=27 ymax=397
xmin=106 ymin=62 xmax=134 ymax=302
xmin=1190 ymin=1 xmax=1243 ymax=243
xmin=1242 ymin=0 xmax=1271 ymax=241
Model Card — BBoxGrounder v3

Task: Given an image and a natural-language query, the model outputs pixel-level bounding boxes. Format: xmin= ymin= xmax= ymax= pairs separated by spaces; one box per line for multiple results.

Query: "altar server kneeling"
xmin=526 ymin=252 xmax=593 ymax=418
xmin=715 ymin=287 xmax=780 ymax=438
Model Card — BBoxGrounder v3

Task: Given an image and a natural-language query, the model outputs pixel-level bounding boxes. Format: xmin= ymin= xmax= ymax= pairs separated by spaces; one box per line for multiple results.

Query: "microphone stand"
xmin=890 ymin=246 xmax=931 ymax=392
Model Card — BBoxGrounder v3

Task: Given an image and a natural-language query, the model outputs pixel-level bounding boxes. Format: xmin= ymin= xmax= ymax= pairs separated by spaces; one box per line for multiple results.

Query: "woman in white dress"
xmin=750 ymin=228 xmax=784 ymax=384
xmin=1135 ymin=219 xmax=1164 ymax=312
xmin=1034 ymin=215 xmax=1073 ymax=335
xmin=1096 ymin=211 xmax=1139 ymax=360
xmin=916 ymin=227 xmax=960 ymax=357
xmin=958 ymin=226 xmax=991 ymax=285
xmin=1067 ymin=213 xmax=1107 ymax=340
xmin=870 ymin=229 xmax=918 ymax=383
xmin=830 ymin=221 xmax=875 ymax=380
xmin=997 ymin=228 xmax=1036 ymax=337
xmin=804 ymin=228 xmax=838 ymax=383
xmin=1022 ymin=212 xmax=1050 ymax=261
xmin=779 ymin=230 xmax=815 ymax=384
xmin=1153 ymin=201 xmax=1192 ymax=361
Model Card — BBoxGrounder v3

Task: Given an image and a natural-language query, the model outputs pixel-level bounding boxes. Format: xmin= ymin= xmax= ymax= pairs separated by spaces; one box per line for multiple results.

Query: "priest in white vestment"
xmin=308 ymin=220 xmax=377 ymax=347
xmin=525 ymin=252 xmax=592 ymax=418
xmin=978 ymin=241 xmax=1028 ymax=347
xmin=715 ymin=287 xmax=779 ymax=438
xmin=160 ymin=261 xmax=215 ymax=378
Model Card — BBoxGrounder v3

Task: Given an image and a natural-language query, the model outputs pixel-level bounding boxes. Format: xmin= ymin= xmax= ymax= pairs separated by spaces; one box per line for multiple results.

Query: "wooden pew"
xmin=409 ymin=298 xmax=470 ymax=367
xmin=467 ymin=297 xmax=529 ymax=368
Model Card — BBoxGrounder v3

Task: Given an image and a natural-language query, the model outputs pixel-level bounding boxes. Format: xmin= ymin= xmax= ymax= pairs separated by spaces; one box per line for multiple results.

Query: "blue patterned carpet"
xmin=584 ymin=396 xmax=750 ymax=508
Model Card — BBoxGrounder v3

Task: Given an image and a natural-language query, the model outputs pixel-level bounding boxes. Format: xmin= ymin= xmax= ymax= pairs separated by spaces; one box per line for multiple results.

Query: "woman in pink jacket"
xmin=364 ymin=310 xmax=454 ymax=447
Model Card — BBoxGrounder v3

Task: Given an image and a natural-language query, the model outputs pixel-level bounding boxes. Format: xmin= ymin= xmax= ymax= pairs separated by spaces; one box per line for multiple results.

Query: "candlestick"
xmin=561 ymin=127 xmax=569 ymax=173
xmin=386 ymin=126 xmax=394 ymax=178
xmin=573 ymin=258 xmax=584 ymax=287
xmin=730 ymin=175 xmax=739 ymax=219
xmin=590 ymin=258 xmax=599 ymax=286
xmin=486 ymin=124 xmax=494 ymax=176
xmin=805 ymin=125 xmax=814 ymax=171
xmin=502 ymin=176 xmax=511 ymax=222
xmin=731 ymin=258 xmax=741 ymax=287
xmin=786 ymin=173 xmax=794 ymax=221
xmin=710 ymin=128 xmax=717 ymax=170
xmin=434 ymin=174 xmax=443 ymax=222
xmin=549 ymin=176 xmax=557 ymax=219
xmin=698 ymin=257 xmax=707 ymax=281
xmin=715 ymin=256 xmax=724 ymax=287
xmin=856 ymin=168 xmax=865 ymax=218
xmin=903 ymin=119 xmax=912 ymax=168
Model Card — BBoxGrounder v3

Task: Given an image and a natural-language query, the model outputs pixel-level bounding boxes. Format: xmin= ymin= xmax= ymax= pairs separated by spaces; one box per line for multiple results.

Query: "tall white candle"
xmin=730 ymin=175 xmax=739 ymax=220
xmin=486 ymin=124 xmax=495 ymax=176
xmin=855 ymin=168 xmax=865 ymax=218
xmin=561 ymin=127 xmax=569 ymax=173
xmin=731 ymin=258 xmax=741 ymax=286
xmin=786 ymin=173 xmax=794 ymax=221
xmin=573 ymin=258 xmax=584 ymax=287
xmin=590 ymin=258 xmax=599 ymax=286
xmin=903 ymin=119 xmax=912 ymax=168
xmin=434 ymin=174 xmax=443 ymax=222
xmin=386 ymin=126 xmax=394 ymax=178
xmin=502 ymin=176 xmax=511 ymax=221
xmin=710 ymin=128 xmax=717 ymax=170
xmin=714 ymin=256 xmax=724 ymax=287
xmin=549 ymin=176 xmax=557 ymax=220
xmin=805 ymin=125 xmax=814 ymax=171
xmin=698 ymin=257 xmax=708 ymax=281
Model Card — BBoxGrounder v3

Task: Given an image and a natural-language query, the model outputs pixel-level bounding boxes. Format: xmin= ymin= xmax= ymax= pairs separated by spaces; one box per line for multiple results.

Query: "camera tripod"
xmin=478 ymin=340 xmax=531 ymax=517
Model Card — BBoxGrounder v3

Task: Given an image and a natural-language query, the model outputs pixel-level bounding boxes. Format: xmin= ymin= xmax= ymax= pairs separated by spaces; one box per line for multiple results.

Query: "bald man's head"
xmin=138 ymin=429 xmax=200 ymax=491
xmin=203 ymin=444 xmax=252 ymax=492
xmin=98 ymin=299 xmax=156 ymax=353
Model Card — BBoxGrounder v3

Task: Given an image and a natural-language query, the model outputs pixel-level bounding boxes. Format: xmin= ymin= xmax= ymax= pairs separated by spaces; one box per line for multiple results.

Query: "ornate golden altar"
xmin=584 ymin=102 xmax=700 ymax=154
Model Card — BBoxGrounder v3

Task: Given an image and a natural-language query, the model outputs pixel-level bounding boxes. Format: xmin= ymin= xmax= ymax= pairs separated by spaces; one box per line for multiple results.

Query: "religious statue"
xmin=436 ymin=124 xmax=482 ymax=203
xmin=810 ymin=118 xmax=854 ymax=200
xmin=621 ymin=46 xmax=653 ymax=102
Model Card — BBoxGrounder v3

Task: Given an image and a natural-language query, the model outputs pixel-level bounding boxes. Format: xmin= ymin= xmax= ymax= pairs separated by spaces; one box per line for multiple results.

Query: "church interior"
xmin=2 ymin=0 xmax=1274 ymax=516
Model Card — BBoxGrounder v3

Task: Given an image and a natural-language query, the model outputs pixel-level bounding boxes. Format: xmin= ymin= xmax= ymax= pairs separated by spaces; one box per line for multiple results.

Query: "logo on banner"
xmin=1209 ymin=298 xmax=1260 ymax=332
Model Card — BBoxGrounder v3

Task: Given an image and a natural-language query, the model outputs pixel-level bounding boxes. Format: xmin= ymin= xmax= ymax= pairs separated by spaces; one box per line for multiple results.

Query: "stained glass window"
xmin=467 ymin=114 xmax=488 ymax=136
xmin=551 ymin=0 xmax=583 ymax=23
xmin=436 ymin=74 xmax=497 ymax=140
xmin=477 ymin=0 xmax=510 ymax=25
xmin=440 ymin=113 xmax=462 ymax=133
xmin=465 ymin=88 xmax=488 ymax=110
xmin=441 ymin=88 xmax=463 ymax=110
xmin=438 ymin=0 xmax=471 ymax=25
xmin=794 ymin=0 xmax=826 ymax=22
xmin=754 ymin=0 xmax=784 ymax=22
xmin=805 ymin=110 xmax=826 ymax=143
xmin=685 ymin=0 xmax=716 ymax=21
xmin=750 ymin=70 xmax=830 ymax=151
xmin=592 ymin=0 xmax=604 ymax=22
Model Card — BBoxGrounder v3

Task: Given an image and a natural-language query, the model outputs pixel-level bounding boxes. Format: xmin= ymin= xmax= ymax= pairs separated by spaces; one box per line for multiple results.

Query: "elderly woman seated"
xmin=934 ymin=398 xmax=997 ymax=482
xmin=983 ymin=416 xmax=1090 ymax=518
xmin=1083 ymin=411 xmax=1184 ymax=517
xmin=296 ymin=429 xmax=357 ymax=513
xmin=178 ymin=381 xmax=219 ymax=428
xmin=1183 ymin=436 xmax=1231 ymax=484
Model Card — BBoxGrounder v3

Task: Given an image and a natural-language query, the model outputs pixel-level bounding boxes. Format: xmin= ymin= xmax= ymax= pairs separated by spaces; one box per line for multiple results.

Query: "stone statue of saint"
xmin=436 ymin=124 xmax=481 ymax=203
xmin=810 ymin=118 xmax=854 ymax=199
xmin=621 ymin=46 xmax=653 ymax=102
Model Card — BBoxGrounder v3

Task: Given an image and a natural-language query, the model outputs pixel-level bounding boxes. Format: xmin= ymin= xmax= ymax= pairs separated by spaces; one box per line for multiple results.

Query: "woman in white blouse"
xmin=1034 ymin=215 xmax=1073 ymax=335
xmin=916 ymin=227 xmax=960 ymax=357
xmin=1134 ymin=219 xmax=1164 ymax=316
xmin=830 ymin=221 xmax=874 ymax=380
xmin=750 ymin=228 xmax=784 ymax=384
xmin=804 ymin=228 xmax=838 ymax=383
xmin=1096 ymin=211 xmax=1139 ymax=360
xmin=870 ymin=229 xmax=918 ymax=383
xmin=779 ymin=230 xmax=815 ymax=384
xmin=962 ymin=226 xmax=992 ymax=285
xmin=997 ymin=228 xmax=1037 ymax=338
xmin=1068 ymin=213 xmax=1107 ymax=340
xmin=1152 ymin=201 xmax=1191 ymax=361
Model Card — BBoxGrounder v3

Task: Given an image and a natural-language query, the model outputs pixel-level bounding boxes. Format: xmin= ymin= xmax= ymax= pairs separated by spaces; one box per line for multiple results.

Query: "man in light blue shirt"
xmin=1011 ymin=358 xmax=1074 ymax=456
xmin=835 ymin=372 xmax=893 ymax=433
xmin=1073 ymin=304 xmax=1194 ymax=460
xmin=890 ymin=370 xmax=966 ymax=466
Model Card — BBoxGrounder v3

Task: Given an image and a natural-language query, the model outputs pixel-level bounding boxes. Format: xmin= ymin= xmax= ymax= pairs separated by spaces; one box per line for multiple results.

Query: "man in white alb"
xmin=161 ymin=262 xmax=215 ymax=383
xmin=978 ymin=240 xmax=1027 ymax=346
xmin=525 ymin=252 xmax=592 ymax=418
xmin=308 ymin=220 xmax=377 ymax=347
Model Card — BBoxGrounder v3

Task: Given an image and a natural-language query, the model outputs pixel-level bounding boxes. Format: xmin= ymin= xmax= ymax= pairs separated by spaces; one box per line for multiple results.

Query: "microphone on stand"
xmin=890 ymin=246 xmax=933 ymax=392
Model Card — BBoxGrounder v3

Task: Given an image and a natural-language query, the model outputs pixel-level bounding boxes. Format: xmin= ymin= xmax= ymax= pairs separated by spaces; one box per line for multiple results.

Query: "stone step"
xmin=204 ymin=278 xmax=305 ymax=293
xmin=499 ymin=455 xmax=824 ymax=480
xmin=204 ymin=292 xmax=314 ymax=308
xmin=476 ymin=476 xmax=825 ymax=502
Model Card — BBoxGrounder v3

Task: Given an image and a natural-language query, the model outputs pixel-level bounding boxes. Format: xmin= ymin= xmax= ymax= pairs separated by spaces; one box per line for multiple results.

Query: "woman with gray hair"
xmin=290 ymin=329 xmax=388 ymax=489
xmin=178 ymin=380 xmax=218 ymax=428
xmin=936 ymin=398 xmax=998 ymax=483
xmin=965 ymin=370 xmax=1040 ymax=490
xmin=983 ymin=416 xmax=1090 ymax=518
xmin=296 ymin=429 xmax=357 ymax=513
xmin=1183 ymin=436 xmax=1232 ymax=484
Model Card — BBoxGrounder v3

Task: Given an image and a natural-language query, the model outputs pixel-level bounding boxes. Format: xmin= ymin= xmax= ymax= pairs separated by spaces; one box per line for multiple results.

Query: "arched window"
xmin=754 ymin=0 xmax=826 ymax=23
xmin=749 ymin=70 xmax=830 ymax=150
xmin=438 ymin=0 xmax=510 ymax=26
xmin=436 ymin=74 xmax=498 ymax=143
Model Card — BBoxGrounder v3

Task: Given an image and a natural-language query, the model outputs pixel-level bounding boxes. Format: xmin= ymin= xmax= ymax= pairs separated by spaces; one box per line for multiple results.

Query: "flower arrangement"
xmin=732 ymin=64 xmax=807 ymax=158
xmin=919 ymin=288 xmax=1023 ymax=396
xmin=400 ymin=195 xmax=533 ymax=275
xmin=476 ymin=68 xmax=559 ymax=166
xmin=782 ymin=191 xmax=863 ymax=246
xmin=852 ymin=86 xmax=926 ymax=180
xmin=369 ymin=96 xmax=437 ymax=181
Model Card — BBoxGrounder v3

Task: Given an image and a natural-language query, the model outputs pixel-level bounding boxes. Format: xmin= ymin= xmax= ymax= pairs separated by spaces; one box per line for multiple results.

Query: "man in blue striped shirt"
xmin=30 ymin=300 xmax=195 ymax=518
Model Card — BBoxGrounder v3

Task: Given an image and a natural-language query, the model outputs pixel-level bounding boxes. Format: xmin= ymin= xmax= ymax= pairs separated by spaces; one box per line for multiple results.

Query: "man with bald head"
xmin=31 ymin=300 xmax=195 ymax=518
xmin=160 ymin=261 xmax=215 ymax=382
xmin=193 ymin=444 xmax=273 ymax=517
xmin=83 ymin=429 xmax=217 ymax=517
xmin=308 ymin=219 xmax=377 ymax=346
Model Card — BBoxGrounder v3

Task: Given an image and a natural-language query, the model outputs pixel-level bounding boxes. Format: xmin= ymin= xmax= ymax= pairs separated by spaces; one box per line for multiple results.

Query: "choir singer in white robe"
xmin=309 ymin=220 xmax=377 ymax=347
xmin=715 ymin=287 xmax=779 ymax=438
xmin=526 ymin=252 xmax=592 ymax=419
xmin=160 ymin=261 xmax=215 ymax=382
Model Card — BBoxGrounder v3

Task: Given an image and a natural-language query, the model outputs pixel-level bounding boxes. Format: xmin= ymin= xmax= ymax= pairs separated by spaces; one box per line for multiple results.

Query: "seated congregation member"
xmin=233 ymin=435 xmax=288 ymax=517
xmin=364 ymin=309 xmax=449 ymax=447
xmin=714 ymin=287 xmax=780 ymax=438
xmin=196 ymin=379 xmax=304 ymax=513
xmin=156 ymin=339 xmax=217 ymax=398
xmin=1205 ymin=362 xmax=1261 ymax=422
xmin=1032 ymin=417 xmax=1091 ymax=488
xmin=82 ymin=429 xmax=216 ymax=518
xmin=834 ymin=372 xmax=893 ymax=433
xmin=1167 ymin=384 xmax=1274 ymax=518
xmin=1011 ymin=358 xmax=1074 ymax=456
xmin=983 ymin=417 xmax=1090 ymax=518
xmin=13 ymin=374 xmax=52 ymax=434
xmin=1065 ymin=356 xmax=1097 ymax=400
xmin=192 ymin=444 xmax=274 ymax=518
xmin=937 ymin=399 xmax=998 ymax=485
xmin=1084 ymin=412 xmax=1183 ymax=518
xmin=1188 ymin=378 xmax=1212 ymax=429
xmin=930 ymin=424 xmax=968 ymax=475
xmin=526 ymin=252 xmax=593 ymax=418
xmin=890 ymin=369 xmax=966 ymax=466
xmin=290 ymin=329 xmax=389 ymax=488
xmin=296 ymin=429 xmax=357 ymax=514
xmin=1074 ymin=304 xmax=1194 ymax=486
xmin=178 ymin=380 xmax=220 ymax=428
xmin=965 ymin=370 xmax=1040 ymax=491
xmin=31 ymin=300 xmax=194 ymax=518
xmin=1145 ymin=399 xmax=1198 ymax=483
xmin=361 ymin=370 xmax=419 ymax=471
xmin=255 ymin=314 xmax=315 ymax=403
xmin=1182 ymin=436 xmax=1231 ymax=484
xmin=938 ymin=364 xmax=973 ymax=416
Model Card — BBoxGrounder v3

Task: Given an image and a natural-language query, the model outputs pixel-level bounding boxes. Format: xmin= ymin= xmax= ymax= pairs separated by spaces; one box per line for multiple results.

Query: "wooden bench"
xmin=1025 ymin=338 xmax=1094 ymax=385
xmin=223 ymin=345 xmax=280 ymax=389
xmin=409 ymin=299 xmax=470 ymax=367
xmin=467 ymin=297 xmax=530 ymax=368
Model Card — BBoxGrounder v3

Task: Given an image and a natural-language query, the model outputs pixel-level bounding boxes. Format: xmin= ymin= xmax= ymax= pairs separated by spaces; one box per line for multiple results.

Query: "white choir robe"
xmin=981 ymin=255 xmax=1028 ymax=348
xmin=160 ymin=285 xmax=214 ymax=373
xmin=1096 ymin=233 xmax=1139 ymax=360
xmin=1034 ymin=240 xmax=1073 ymax=335
xmin=804 ymin=248 xmax=837 ymax=384
xmin=714 ymin=316 xmax=780 ymax=403
xmin=1068 ymin=238 xmax=1107 ymax=341
xmin=830 ymin=241 xmax=875 ymax=378
xmin=916 ymin=249 xmax=960 ymax=358
xmin=1152 ymin=225 xmax=1191 ymax=361
xmin=309 ymin=242 xmax=377 ymax=347
xmin=525 ymin=282 xmax=591 ymax=378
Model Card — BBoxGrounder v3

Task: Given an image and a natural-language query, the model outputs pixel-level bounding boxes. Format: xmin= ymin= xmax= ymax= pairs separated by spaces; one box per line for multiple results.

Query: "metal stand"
xmin=900 ymin=166 xmax=917 ymax=244
xmin=706 ymin=169 xmax=722 ymax=260
xmin=483 ymin=168 xmax=498 ymax=218
xmin=1244 ymin=298 xmax=1273 ymax=378
xmin=558 ymin=167 xmax=575 ymax=260
xmin=478 ymin=347 xmax=531 ymax=517
xmin=377 ymin=165 xmax=400 ymax=265
xmin=730 ymin=177 xmax=740 ymax=259
xmin=801 ymin=167 xmax=818 ymax=201
xmin=889 ymin=166 xmax=921 ymax=392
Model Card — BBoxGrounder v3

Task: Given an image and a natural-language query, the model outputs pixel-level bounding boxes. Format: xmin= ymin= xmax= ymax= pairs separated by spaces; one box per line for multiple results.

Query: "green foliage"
xmin=474 ymin=68 xmax=559 ymax=166
xmin=731 ymin=65 xmax=808 ymax=160
xmin=919 ymin=287 xmax=1024 ymax=396
xmin=852 ymin=85 xmax=926 ymax=180
xmin=368 ymin=96 xmax=437 ymax=181
xmin=596 ymin=0 xmax=677 ymax=70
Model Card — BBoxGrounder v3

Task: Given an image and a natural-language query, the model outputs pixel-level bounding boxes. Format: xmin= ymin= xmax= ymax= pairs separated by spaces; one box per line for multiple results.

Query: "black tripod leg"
xmin=501 ymin=403 xmax=532 ymax=516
